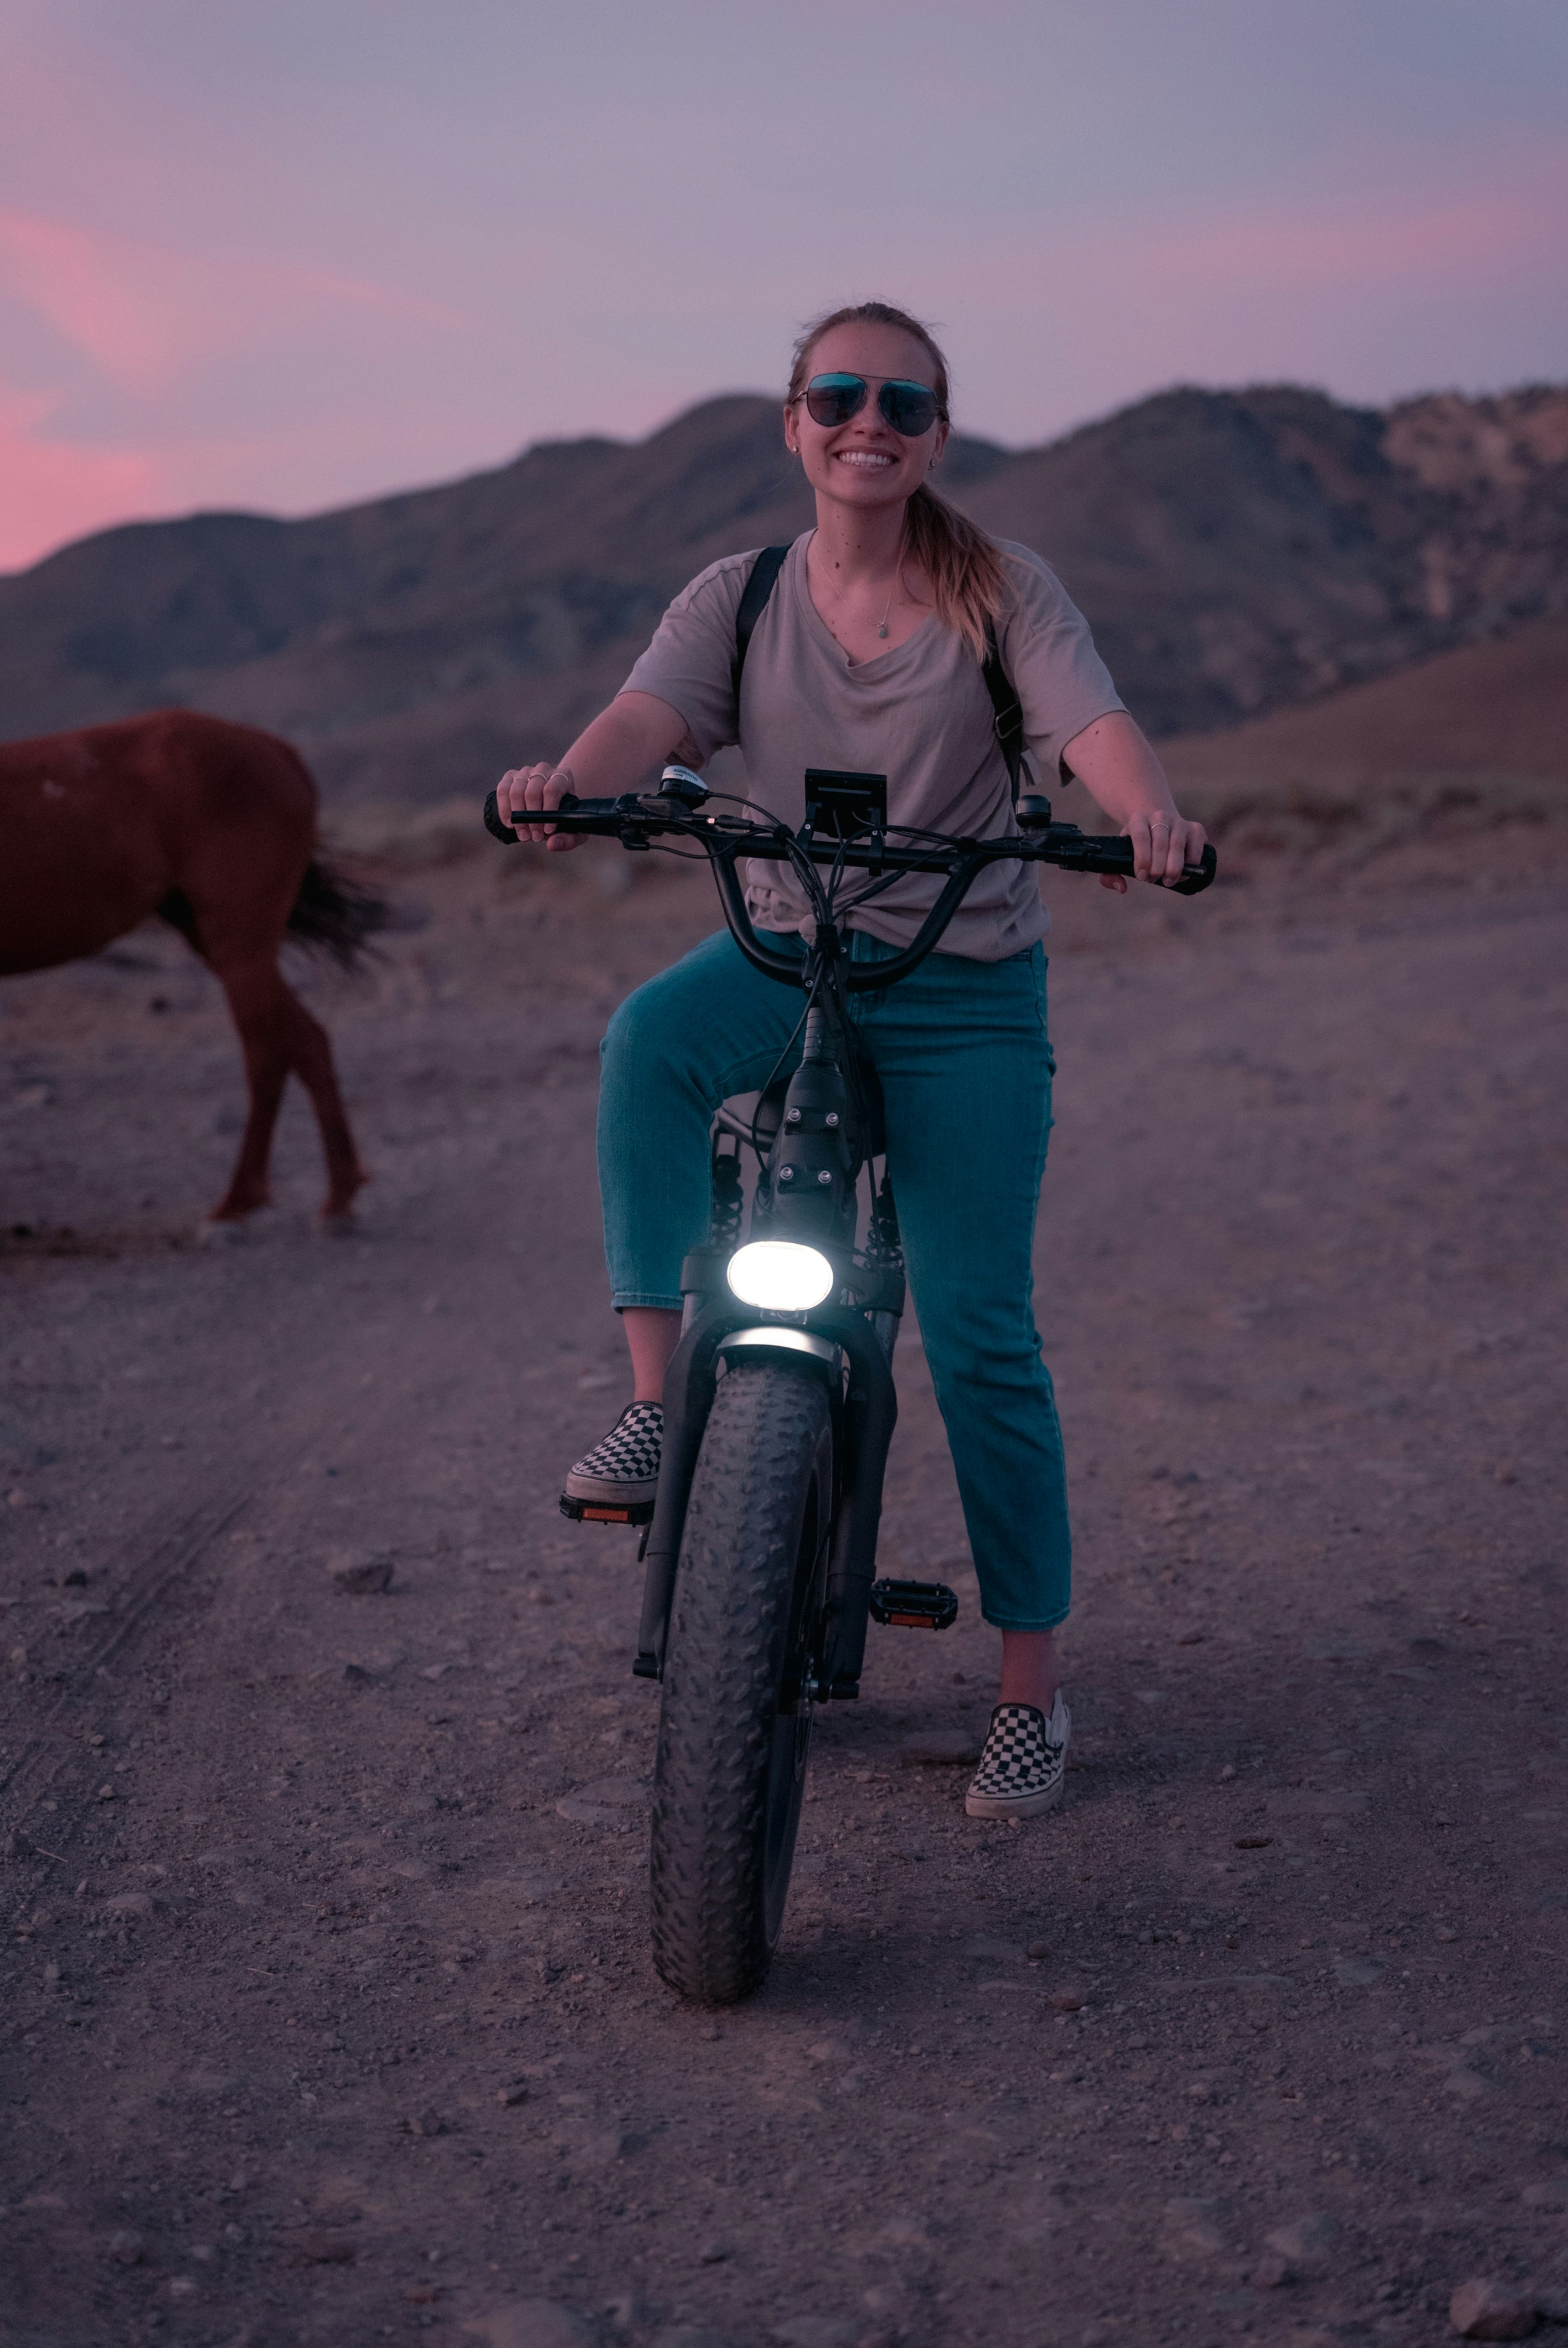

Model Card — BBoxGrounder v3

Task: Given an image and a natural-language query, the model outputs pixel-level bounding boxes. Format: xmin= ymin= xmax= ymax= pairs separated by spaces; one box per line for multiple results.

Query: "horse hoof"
xmin=198 ymin=1217 xmax=249 ymax=1248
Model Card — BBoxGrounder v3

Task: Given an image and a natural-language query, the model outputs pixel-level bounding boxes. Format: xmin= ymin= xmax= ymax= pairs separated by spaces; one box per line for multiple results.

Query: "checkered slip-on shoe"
xmin=563 ymin=1402 xmax=663 ymax=1509
xmin=964 ymin=1691 xmax=1071 ymax=1820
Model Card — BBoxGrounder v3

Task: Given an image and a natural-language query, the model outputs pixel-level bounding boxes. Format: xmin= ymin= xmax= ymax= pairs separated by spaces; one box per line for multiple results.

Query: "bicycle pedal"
xmin=869 ymin=1578 xmax=959 ymax=1630
xmin=559 ymin=1495 xmax=655 ymax=1528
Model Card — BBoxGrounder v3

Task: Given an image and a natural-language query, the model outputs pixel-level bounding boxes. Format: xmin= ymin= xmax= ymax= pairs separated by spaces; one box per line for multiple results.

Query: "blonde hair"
xmin=787 ymin=300 xmax=1008 ymax=661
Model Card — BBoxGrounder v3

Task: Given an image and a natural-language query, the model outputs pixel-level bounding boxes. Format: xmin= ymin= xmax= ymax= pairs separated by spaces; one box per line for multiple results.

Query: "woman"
xmin=498 ymin=301 xmax=1205 ymax=1822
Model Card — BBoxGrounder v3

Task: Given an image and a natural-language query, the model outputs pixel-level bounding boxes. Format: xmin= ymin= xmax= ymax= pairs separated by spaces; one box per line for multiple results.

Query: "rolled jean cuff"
xmin=611 ymin=1291 xmax=684 ymax=1313
xmin=981 ymin=1604 xmax=1071 ymax=1633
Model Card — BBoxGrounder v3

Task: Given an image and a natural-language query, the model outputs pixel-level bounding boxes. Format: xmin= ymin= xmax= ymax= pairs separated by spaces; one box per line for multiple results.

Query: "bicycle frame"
xmin=484 ymin=766 xmax=1216 ymax=1698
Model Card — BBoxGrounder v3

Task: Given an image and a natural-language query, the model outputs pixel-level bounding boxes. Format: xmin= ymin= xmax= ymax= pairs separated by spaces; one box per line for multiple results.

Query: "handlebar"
xmin=482 ymin=781 xmax=1216 ymax=989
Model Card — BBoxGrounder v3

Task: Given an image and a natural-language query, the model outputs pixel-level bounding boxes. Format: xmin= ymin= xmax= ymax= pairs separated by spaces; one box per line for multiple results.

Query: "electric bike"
xmin=486 ymin=768 xmax=1215 ymax=2002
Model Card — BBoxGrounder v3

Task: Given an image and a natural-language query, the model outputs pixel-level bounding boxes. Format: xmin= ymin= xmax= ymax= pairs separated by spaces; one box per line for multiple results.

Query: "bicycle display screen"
xmin=802 ymin=769 xmax=887 ymax=842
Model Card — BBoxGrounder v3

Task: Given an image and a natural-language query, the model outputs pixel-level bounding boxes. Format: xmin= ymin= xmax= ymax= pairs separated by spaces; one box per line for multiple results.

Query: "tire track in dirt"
xmin=0 ymin=1260 xmax=565 ymax=1901
xmin=0 ymin=1373 xmax=380 ymax=1899
xmin=1 ymin=1484 xmax=257 ymax=1801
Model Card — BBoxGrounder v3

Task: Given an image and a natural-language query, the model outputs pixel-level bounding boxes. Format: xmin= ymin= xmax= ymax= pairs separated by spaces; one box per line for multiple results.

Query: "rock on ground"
xmin=1448 ymin=2277 xmax=1540 ymax=2339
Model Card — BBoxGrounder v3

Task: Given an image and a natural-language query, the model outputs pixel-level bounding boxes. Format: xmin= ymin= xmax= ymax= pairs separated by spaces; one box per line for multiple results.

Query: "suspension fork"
xmin=862 ymin=1162 xmax=905 ymax=1366
xmin=632 ymin=1301 xmax=743 ymax=1680
xmin=813 ymin=1308 xmax=899 ymax=1699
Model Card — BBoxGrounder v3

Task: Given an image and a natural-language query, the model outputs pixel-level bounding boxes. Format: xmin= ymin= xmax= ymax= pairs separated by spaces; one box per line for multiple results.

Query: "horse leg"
xmin=208 ymin=966 xmax=290 ymax=1221
xmin=281 ymin=980 xmax=369 ymax=1221
xmin=210 ymin=957 xmax=368 ymax=1222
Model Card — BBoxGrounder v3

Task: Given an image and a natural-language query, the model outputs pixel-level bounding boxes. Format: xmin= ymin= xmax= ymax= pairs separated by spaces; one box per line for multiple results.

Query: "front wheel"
xmin=649 ymin=1358 xmax=832 ymax=2004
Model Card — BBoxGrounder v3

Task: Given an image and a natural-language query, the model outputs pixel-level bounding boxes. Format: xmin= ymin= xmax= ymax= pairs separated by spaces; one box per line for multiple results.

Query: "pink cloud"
xmin=1112 ymin=177 xmax=1568 ymax=292
xmin=0 ymin=208 xmax=481 ymax=570
xmin=0 ymin=380 xmax=522 ymax=575
xmin=0 ymin=384 xmax=159 ymax=570
xmin=0 ymin=208 xmax=467 ymax=394
xmin=900 ymin=157 xmax=1568 ymax=440
xmin=931 ymin=155 xmax=1568 ymax=316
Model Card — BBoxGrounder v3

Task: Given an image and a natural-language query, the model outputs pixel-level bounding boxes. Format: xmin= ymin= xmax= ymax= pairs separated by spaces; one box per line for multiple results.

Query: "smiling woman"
xmin=781 ymin=301 xmax=1007 ymax=663
xmin=495 ymin=298 xmax=1207 ymax=1824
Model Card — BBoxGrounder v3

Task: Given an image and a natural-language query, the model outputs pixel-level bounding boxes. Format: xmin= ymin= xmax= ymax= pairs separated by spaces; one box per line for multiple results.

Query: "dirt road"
xmin=2 ymin=832 xmax=1565 ymax=2348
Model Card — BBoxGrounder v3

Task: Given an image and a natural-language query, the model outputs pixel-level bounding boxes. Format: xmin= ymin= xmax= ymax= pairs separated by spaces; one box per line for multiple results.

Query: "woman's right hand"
xmin=496 ymin=761 xmax=581 ymax=851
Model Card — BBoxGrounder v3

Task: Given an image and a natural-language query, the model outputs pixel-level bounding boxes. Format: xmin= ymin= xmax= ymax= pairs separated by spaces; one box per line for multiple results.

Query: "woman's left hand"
xmin=1056 ymin=714 xmax=1207 ymax=895
xmin=1100 ymin=808 xmax=1209 ymax=892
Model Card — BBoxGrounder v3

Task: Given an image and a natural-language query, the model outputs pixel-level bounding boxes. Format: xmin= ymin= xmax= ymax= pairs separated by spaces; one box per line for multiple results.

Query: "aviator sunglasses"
xmin=800 ymin=372 xmax=944 ymax=438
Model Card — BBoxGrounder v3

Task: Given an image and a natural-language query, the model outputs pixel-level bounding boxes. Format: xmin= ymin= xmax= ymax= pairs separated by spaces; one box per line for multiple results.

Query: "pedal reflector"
xmin=869 ymin=1578 xmax=958 ymax=1630
xmin=559 ymin=1495 xmax=654 ymax=1527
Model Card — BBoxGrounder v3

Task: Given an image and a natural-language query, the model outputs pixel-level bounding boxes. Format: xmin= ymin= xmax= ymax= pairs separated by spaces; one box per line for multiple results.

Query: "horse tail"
xmin=286 ymin=853 xmax=390 ymax=971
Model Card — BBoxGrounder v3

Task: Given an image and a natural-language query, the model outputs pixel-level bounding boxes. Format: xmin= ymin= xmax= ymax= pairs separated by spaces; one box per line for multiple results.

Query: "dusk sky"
xmin=2 ymin=0 xmax=1565 ymax=573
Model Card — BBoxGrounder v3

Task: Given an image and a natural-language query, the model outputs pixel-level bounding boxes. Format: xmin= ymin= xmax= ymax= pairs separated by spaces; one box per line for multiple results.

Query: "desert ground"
xmin=2 ymin=782 xmax=1566 ymax=2348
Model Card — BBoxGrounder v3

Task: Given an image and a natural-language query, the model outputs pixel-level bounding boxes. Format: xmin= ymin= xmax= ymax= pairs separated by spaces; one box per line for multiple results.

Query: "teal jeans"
xmin=597 ymin=928 xmax=1070 ymax=1631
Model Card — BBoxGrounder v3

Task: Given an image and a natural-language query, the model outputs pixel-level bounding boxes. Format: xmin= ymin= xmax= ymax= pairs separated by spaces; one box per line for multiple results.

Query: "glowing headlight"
xmin=726 ymin=1240 xmax=835 ymax=1312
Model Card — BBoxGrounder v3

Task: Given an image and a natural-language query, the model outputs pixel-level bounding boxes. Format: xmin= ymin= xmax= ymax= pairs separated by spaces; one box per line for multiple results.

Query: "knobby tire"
xmin=650 ymin=1359 xmax=832 ymax=2005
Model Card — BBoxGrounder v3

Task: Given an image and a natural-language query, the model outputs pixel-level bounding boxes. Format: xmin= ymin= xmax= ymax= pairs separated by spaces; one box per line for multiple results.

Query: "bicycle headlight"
xmin=726 ymin=1240 xmax=835 ymax=1312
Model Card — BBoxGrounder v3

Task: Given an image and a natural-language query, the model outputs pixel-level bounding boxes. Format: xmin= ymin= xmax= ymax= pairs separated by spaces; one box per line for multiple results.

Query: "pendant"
xmin=877 ymin=622 xmax=889 ymax=639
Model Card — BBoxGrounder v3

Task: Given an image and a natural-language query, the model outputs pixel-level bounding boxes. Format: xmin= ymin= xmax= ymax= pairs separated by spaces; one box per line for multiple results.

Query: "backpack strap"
xmin=732 ymin=544 xmax=791 ymax=699
xmin=982 ymin=616 xmax=1027 ymax=802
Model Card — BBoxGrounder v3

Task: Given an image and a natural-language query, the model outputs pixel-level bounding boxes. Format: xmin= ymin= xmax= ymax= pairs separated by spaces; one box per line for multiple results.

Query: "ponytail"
xmin=787 ymin=300 xmax=1009 ymax=662
xmin=902 ymin=480 xmax=1009 ymax=663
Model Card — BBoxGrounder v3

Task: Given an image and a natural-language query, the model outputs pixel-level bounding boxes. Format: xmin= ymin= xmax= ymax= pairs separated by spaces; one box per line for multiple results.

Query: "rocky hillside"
xmin=1 ymin=383 xmax=1563 ymax=809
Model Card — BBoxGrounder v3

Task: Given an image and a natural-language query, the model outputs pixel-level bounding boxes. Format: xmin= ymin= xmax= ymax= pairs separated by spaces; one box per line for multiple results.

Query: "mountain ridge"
xmin=2 ymin=381 xmax=1563 ymax=808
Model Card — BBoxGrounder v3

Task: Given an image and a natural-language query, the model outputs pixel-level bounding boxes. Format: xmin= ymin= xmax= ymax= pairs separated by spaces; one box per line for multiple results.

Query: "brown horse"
xmin=1 ymin=709 xmax=383 ymax=1224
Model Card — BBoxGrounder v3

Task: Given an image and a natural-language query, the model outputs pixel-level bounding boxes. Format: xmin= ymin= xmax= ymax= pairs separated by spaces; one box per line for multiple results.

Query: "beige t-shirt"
xmin=619 ymin=532 xmax=1125 ymax=961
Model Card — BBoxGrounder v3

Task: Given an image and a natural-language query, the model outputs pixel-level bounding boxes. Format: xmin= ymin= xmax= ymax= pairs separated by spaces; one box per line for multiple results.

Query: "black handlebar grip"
xmin=482 ymin=788 xmax=518 ymax=843
xmin=1091 ymin=838 xmax=1218 ymax=895
xmin=1172 ymin=844 xmax=1218 ymax=896
xmin=1055 ymin=836 xmax=1141 ymax=885
xmin=482 ymin=785 xmax=585 ymax=844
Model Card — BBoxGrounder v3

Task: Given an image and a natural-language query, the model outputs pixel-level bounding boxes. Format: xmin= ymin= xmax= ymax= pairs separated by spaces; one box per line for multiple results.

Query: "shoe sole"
xmin=563 ymin=1472 xmax=659 ymax=1507
xmin=964 ymin=1776 xmax=1065 ymax=1821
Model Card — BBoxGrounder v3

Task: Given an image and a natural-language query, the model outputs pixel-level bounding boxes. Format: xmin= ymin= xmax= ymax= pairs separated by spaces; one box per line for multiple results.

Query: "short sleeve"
xmin=994 ymin=543 xmax=1126 ymax=782
xmin=618 ymin=552 xmax=757 ymax=763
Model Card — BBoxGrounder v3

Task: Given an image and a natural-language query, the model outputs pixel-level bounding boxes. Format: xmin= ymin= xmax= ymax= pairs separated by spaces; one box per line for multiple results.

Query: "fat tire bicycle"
xmin=486 ymin=766 xmax=1215 ymax=2003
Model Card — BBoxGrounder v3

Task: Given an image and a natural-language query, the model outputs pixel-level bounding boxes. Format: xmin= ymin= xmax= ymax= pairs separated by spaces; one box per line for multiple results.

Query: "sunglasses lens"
xmin=879 ymin=380 xmax=940 ymax=436
xmin=804 ymin=373 xmax=869 ymax=426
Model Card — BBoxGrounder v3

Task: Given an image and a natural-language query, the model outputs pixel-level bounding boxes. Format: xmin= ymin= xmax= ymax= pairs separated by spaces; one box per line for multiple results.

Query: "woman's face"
xmin=783 ymin=321 xmax=949 ymax=514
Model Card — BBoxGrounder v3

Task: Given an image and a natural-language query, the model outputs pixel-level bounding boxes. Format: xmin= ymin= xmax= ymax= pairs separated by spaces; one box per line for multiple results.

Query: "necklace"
xmin=810 ymin=531 xmax=904 ymax=643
